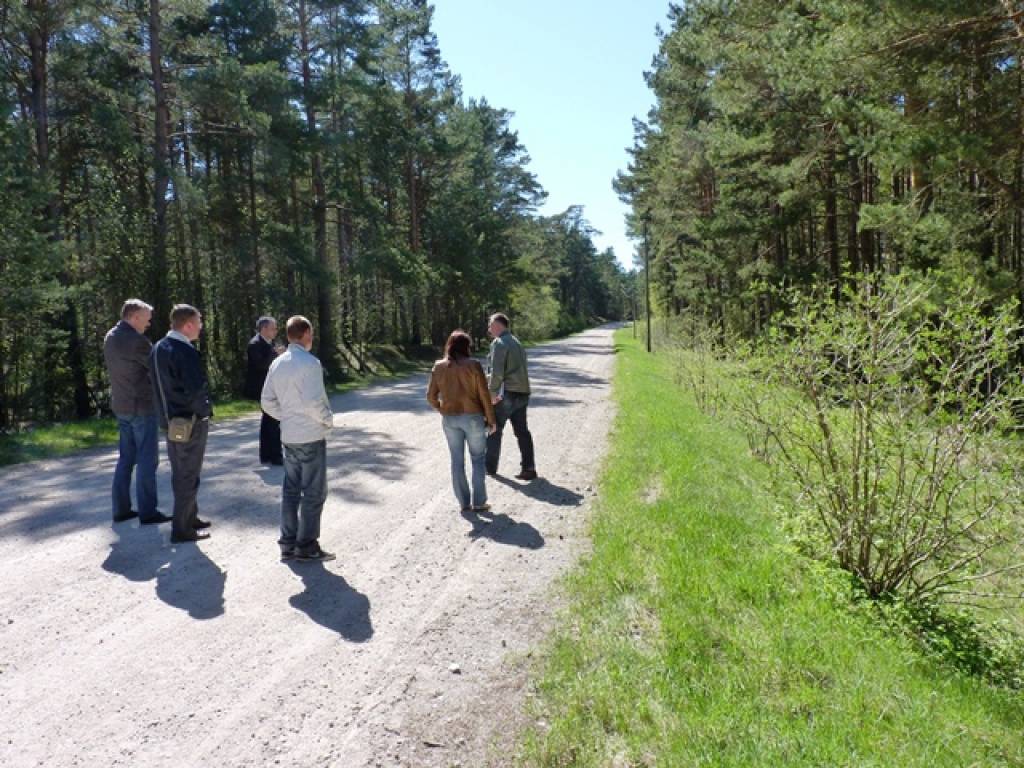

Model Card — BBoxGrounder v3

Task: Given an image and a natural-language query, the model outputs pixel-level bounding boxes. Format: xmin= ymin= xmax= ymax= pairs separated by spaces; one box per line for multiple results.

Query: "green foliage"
xmin=521 ymin=331 xmax=1024 ymax=766
xmin=509 ymin=284 xmax=560 ymax=341
xmin=877 ymin=598 xmax=1024 ymax=690
xmin=728 ymin=278 xmax=1024 ymax=605
xmin=620 ymin=0 xmax=1024 ymax=335
xmin=0 ymin=0 xmax=632 ymax=430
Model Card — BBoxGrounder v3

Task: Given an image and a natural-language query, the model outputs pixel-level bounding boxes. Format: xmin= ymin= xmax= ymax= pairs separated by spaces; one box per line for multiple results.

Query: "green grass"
xmin=0 ymin=418 xmax=122 ymax=466
xmin=0 ymin=397 xmax=262 ymax=467
xmin=521 ymin=330 xmax=1024 ymax=767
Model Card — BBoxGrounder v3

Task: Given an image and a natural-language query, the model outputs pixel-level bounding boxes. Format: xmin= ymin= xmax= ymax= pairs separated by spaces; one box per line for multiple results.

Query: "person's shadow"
xmin=286 ymin=562 xmax=373 ymax=642
xmin=460 ymin=509 xmax=545 ymax=549
xmin=102 ymin=522 xmax=171 ymax=583
xmin=155 ymin=544 xmax=227 ymax=620
xmin=492 ymin=475 xmax=584 ymax=507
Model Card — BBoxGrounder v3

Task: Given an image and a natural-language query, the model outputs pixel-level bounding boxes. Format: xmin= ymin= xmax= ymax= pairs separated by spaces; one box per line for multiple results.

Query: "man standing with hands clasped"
xmin=261 ymin=316 xmax=336 ymax=563
xmin=484 ymin=312 xmax=537 ymax=481
xmin=246 ymin=316 xmax=284 ymax=466
xmin=151 ymin=304 xmax=214 ymax=543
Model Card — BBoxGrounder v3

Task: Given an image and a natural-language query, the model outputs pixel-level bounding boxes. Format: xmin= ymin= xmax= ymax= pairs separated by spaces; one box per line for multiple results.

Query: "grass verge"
xmin=520 ymin=330 xmax=1024 ymax=766
xmin=0 ymin=398 xmax=261 ymax=467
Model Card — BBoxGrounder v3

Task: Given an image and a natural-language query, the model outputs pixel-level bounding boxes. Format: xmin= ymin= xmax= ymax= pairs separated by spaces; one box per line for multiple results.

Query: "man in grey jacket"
xmin=484 ymin=312 xmax=537 ymax=481
xmin=261 ymin=316 xmax=336 ymax=562
xmin=103 ymin=299 xmax=171 ymax=525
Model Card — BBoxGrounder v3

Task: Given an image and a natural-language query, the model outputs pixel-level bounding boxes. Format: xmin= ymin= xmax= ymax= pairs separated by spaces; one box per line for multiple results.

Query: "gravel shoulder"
xmin=0 ymin=325 xmax=618 ymax=768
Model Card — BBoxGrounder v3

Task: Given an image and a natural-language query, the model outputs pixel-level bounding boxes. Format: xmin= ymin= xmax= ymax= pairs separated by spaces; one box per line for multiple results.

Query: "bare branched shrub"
xmin=734 ymin=277 xmax=1024 ymax=602
xmin=666 ymin=313 xmax=737 ymax=416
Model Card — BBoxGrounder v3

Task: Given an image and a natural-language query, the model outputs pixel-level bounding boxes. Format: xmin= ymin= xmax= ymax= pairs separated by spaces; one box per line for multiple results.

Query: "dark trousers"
xmin=485 ymin=391 xmax=535 ymax=474
xmin=259 ymin=410 xmax=282 ymax=463
xmin=166 ymin=419 xmax=209 ymax=538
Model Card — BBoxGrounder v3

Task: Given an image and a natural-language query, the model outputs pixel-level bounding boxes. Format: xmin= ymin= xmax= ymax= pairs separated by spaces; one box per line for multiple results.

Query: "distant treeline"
xmin=0 ymin=0 xmax=632 ymax=428
xmin=620 ymin=0 xmax=1024 ymax=332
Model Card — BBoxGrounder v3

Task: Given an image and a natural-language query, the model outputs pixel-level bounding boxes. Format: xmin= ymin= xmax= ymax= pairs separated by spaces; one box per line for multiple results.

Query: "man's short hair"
xmin=257 ymin=316 xmax=276 ymax=331
xmin=286 ymin=315 xmax=312 ymax=341
xmin=489 ymin=312 xmax=510 ymax=329
xmin=170 ymin=304 xmax=200 ymax=330
xmin=121 ymin=299 xmax=153 ymax=320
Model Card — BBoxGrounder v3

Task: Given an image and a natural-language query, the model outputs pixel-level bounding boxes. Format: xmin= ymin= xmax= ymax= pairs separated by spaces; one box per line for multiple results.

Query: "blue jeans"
xmin=112 ymin=413 xmax=159 ymax=520
xmin=442 ymin=413 xmax=488 ymax=509
xmin=280 ymin=439 xmax=328 ymax=555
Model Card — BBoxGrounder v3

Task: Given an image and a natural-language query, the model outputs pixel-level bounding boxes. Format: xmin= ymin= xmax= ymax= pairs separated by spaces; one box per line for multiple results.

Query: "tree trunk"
xmin=298 ymin=0 xmax=338 ymax=375
xmin=149 ymin=0 xmax=171 ymax=335
xmin=824 ymin=142 xmax=841 ymax=301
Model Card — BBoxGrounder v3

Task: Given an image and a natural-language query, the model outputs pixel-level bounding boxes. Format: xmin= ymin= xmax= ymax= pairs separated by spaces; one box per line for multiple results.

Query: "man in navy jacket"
xmin=151 ymin=304 xmax=214 ymax=543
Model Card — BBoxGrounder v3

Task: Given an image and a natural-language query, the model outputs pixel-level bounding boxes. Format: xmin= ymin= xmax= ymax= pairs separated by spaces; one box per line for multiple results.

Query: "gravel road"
xmin=0 ymin=325 xmax=617 ymax=768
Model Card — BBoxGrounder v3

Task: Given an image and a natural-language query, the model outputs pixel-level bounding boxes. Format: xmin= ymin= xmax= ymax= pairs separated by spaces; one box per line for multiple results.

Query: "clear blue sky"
xmin=431 ymin=1 xmax=671 ymax=270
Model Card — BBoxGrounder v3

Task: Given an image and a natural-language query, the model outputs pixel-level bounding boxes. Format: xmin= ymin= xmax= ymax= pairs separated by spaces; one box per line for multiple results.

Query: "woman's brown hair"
xmin=444 ymin=329 xmax=473 ymax=361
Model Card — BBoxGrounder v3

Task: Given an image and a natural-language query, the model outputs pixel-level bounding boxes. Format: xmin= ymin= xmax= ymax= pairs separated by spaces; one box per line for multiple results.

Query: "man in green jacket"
xmin=484 ymin=312 xmax=537 ymax=481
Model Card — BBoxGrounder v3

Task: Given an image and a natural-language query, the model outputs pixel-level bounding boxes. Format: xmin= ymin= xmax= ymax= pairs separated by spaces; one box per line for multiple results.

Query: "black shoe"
xmin=193 ymin=518 xmax=212 ymax=529
xmin=296 ymin=548 xmax=336 ymax=562
xmin=280 ymin=549 xmax=296 ymax=562
xmin=170 ymin=531 xmax=210 ymax=543
xmin=140 ymin=512 xmax=173 ymax=525
xmin=515 ymin=469 xmax=538 ymax=481
xmin=113 ymin=510 xmax=139 ymax=523
xmin=486 ymin=469 xmax=498 ymax=477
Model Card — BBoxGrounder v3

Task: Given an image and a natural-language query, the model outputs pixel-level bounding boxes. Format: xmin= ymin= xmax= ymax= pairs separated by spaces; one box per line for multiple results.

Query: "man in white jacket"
xmin=261 ymin=316 xmax=336 ymax=562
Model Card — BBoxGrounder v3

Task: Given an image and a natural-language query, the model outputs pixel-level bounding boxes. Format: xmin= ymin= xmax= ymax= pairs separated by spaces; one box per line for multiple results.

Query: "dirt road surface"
xmin=0 ymin=326 xmax=617 ymax=768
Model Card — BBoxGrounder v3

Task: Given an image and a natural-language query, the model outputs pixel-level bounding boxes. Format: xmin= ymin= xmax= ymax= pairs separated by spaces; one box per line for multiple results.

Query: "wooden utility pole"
xmin=643 ymin=213 xmax=652 ymax=353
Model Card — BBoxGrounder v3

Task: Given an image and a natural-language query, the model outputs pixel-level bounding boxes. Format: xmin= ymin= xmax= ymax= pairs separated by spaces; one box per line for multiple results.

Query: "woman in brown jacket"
xmin=427 ymin=330 xmax=497 ymax=512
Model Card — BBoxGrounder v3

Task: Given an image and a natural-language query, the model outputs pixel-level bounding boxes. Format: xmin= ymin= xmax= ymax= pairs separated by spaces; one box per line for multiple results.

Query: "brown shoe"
xmin=515 ymin=469 xmax=538 ymax=481
xmin=193 ymin=518 xmax=212 ymax=529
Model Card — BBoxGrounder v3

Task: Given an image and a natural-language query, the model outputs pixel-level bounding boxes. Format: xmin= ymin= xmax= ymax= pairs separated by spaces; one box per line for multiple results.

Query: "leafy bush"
xmin=733 ymin=277 xmax=1024 ymax=604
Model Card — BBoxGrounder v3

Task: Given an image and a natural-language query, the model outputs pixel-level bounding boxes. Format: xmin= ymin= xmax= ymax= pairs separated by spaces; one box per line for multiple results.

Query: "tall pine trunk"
xmin=298 ymin=0 xmax=339 ymax=375
xmin=149 ymin=0 xmax=171 ymax=335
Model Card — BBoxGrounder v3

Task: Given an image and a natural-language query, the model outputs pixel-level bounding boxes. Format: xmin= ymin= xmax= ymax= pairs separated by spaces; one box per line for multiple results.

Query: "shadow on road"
xmin=460 ymin=509 xmax=545 ymax=550
xmin=492 ymin=475 xmax=584 ymax=507
xmin=286 ymin=561 xmax=373 ymax=642
xmin=102 ymin=521 xmax=226 ymax=619
xmin=155 ymin=543 xmax=227 ymax=620
xmin=101 ymin=522 xmax=170 ymax=582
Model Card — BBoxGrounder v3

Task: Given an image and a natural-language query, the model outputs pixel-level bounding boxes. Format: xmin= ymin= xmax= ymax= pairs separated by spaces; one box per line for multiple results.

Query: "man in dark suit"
xmin=151 ymin=304 xmax=214 ymax=544
xmin=103 ymin=299 xmax=172 ymax=525
xmin=246 ymin=316 xmax=283 ymax=465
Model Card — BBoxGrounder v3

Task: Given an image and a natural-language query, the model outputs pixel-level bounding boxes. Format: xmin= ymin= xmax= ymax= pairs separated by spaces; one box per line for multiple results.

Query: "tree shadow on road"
xmin=155 ymin=544 xmax=227 ymax=620
xmin=492 ymin=475 xmax=584 ymax=507
xmin=286 ymin=561 xmax=373 ymax=642
xmin=460 ymin=509 xmax=545 ymax=549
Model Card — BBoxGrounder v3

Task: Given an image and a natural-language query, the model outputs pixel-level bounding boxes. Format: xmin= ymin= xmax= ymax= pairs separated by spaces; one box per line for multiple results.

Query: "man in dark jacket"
xmin=151 ymin=304 xmax=214 ymax=543
xmin=103 ymin=299 xmax=171 ymax=524
xmin=246 ymin=316 xmax=283 ymax=465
